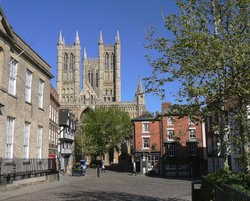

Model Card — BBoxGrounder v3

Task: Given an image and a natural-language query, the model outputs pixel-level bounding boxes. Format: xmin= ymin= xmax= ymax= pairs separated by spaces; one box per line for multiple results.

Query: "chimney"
xmin=162 ymin=102 xmax=171 ymax=112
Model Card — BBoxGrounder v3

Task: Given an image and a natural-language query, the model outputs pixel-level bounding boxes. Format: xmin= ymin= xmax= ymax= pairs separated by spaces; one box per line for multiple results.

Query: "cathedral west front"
xmin=56 ymin=31 xmax=146 ymax=120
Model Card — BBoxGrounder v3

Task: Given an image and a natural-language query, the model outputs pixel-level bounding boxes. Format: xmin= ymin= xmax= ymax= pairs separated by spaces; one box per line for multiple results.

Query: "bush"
xmin=200 ymin=169 xmax=250 ymax=200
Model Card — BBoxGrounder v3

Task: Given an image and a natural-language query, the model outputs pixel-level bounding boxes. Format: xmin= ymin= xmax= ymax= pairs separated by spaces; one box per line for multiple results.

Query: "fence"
xmin=0 ymin=158 xmax=58 ymax=185
xmin=194 ymin=177 xmax=250 ymax=201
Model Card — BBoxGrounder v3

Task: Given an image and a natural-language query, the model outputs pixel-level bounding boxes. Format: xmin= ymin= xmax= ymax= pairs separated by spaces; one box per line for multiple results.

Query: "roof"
xmin=0 ymin=8 xmax=53 ymax=79
xmin=131 ymin=112 xmax=155 ymax=121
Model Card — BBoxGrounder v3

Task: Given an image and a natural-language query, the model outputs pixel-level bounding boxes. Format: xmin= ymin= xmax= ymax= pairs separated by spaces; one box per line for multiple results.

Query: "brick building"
xmin=132 ymin=102 xmax=207 ymax=177
xmin=158 ymin=102 xmax=206 ymax=177
xmin=132 ymin=113 xmax=161 ymax=174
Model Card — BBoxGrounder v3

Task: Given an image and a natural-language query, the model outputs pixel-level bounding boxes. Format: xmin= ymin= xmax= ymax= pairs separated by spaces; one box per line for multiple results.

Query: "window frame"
xmin=142 ymin=137 xmax=150 ymax=149
xmin=188 ymin=143 xmax=198 ymax=156
xmin=142 ymin=122 xmax=150 ymax=133
xmin=167 ymin=116 xmax=174 ymax=125
xmin=189 ymin=128 xmax=196 ymax=141
xmin=25 ymin=69 xmax=32 ymax=103
xmin=23 ymin=122 xmax=30 ymax=160
xmin=167 ymin=129 xmax=175 ymax=141
xmin=6 ymin=116 xmax=15 ymax=161
xmin=167 ymin=143 xmax=175 ymax=157
xmin=37 ymin=126 xmax=43 ymax=159
xmin=38 ymin=79 xmax=44 ymax=109
xmin=8 ymin=59 xmax=18 ymax=96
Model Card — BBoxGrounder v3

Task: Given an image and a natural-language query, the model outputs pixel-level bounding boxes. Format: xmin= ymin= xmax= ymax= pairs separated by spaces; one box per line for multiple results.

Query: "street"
xmin=0 ymin=169 xmax=192 ymax=201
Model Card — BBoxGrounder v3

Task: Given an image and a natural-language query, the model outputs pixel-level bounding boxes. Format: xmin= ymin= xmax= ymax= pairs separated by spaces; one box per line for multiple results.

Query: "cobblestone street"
xmin=0 ymin=169 xmax=191 ymax=201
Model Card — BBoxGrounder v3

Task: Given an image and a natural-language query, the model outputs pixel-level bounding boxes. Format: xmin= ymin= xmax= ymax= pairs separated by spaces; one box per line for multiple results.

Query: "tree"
xmin=144 ymin=0 xmax=249 ymax=172
xmin=75 ymin=107 xmax=133 ymax=159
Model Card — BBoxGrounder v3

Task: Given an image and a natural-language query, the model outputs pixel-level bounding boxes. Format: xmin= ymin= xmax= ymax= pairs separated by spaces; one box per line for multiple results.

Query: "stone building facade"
xmin=0 ymin=8 xmax=53 ymax=162
xmin=56 ymin=31 xmax=146 ymax=120
xmin=49 ymin=85 xmax=60 ymax=159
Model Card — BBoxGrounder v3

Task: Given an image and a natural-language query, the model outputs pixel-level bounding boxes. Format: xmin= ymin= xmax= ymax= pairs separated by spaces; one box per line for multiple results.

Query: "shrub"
xmin=200 ymin=169 xmax=250 ymax=200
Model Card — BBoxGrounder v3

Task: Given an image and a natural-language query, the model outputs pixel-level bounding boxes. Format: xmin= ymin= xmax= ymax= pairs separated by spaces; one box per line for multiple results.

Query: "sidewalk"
xmin=0 ymin=175 xmax=66 ymax=200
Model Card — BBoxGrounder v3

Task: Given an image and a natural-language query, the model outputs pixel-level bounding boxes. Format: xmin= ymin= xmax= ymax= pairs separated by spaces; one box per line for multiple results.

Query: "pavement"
xmin=0 ymin=168 xmax=192 ymax=201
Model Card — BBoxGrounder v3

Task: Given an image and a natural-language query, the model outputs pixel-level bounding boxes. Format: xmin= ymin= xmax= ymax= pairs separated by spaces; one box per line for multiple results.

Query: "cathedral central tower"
xmin=56 ymin=31 xmax=145 ymax=119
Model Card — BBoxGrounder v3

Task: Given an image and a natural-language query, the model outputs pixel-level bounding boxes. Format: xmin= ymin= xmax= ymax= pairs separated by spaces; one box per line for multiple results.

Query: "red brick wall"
xmin=162 ymin=115 xmax=203 ymax=158
xmin=133 ymin=120 xmax=160 ymax=152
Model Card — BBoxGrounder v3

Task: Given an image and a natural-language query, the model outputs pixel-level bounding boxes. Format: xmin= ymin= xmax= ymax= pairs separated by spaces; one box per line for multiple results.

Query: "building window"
xmin=167 ymin=129 xmax=174 ymax=141
xmin=70 ymin=53 xmax=74 ymax=70
xmin=37 ymin=127 xmax=42 ymax=159
xmin=142 ymin=122 xmax=150 ymax=133
xmin=64 ymin=53 xmax=68 ymax=71
xmin=8 ymin=59 xmax=18 ymax=95
xmin=6 ymin=117 xmax=15 ymax=161
xmin=96 ymin=72 xmax=99 ymax=87
xmin=167 ymin=144 xmax=175 ymax=157
xmin=105 ymin=53 xmax=109 ymax=70
xmin=25 ymin=69 xmax=32 ymax=102
xmin=189 ymin=129 xmax=196 ymax=141
xmin=38 ymin=79 xmax=44 ymax=108
xmin=142 ymin=137 xmax=150 ymax=149
xmin=167 ymin=116 xmax=174 ymax=125
xmin=188 ymin=143 xmax=197 ymax=156
xmin=23 ymin=122 xmax=30 ymax=160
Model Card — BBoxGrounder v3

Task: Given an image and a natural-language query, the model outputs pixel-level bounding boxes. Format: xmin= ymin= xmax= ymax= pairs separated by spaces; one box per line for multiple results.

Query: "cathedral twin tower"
xmin=56 ymin=31 xmax=145 ymax=119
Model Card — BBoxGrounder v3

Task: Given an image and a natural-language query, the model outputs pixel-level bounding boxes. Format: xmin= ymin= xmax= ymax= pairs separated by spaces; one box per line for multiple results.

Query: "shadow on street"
xmin=59 ymin=190 xmax=188 ymax=201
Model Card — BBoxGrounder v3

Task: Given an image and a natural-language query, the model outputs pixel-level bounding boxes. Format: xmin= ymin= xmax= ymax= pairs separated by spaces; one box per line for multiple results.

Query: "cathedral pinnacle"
xmin=84 ymin=48 xmax=87 ymax=59
xmin=58 ymin=30 xmax=63 ymax=44
xmin=115 ymin=30 xmax=120 ymax=43
xmin=136 ymin=78 xmax=143 ymax=94
xmin=99 ymin=31 xmax=103 ymax=44
xmin=74 ymin=30 xmax=80 ymax=45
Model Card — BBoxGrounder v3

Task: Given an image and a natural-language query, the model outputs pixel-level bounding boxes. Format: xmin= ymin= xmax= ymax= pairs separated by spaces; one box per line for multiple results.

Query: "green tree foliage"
xmin=200 ymin=169 xmax=250 ymax=200
xmin=144 ymin=0 xmax=249 ymax=171
xmin=75 ymin=107 xmax=133 ymax=158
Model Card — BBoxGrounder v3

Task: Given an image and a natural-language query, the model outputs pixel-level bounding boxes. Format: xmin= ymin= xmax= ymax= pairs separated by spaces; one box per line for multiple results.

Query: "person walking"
xmin=96 ymin=164 xmax=100 ymax=177
xmin=132 ymin=161 xmax=136 ymax=175
xmin=101 ymin=161 xmax=105 ymax=173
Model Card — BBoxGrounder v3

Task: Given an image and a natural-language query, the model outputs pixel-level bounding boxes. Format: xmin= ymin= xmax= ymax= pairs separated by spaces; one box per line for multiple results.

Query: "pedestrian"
xmin=101 ymin=161 xmax=105 ymax=173
xmin=132 ymin=161 xmax=136 ymax=175
xmin=96 ymin=164 xmax=100 ymax=177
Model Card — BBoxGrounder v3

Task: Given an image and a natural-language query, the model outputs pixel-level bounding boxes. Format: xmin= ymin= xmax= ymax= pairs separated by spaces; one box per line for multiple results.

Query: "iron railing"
xmin=0 ymin=158 xmax=58 ymax=185
xmin=197 ymin=177 xmax=250 ymax=201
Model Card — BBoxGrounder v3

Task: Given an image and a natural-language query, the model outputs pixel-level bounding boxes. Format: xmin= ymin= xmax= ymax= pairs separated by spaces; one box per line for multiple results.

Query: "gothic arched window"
xmin=105 ymin=53 xmax=109 ymax=70
xmin=110 ymin=53 xmax=114 ymax=70
xmin=70 ymin=53 xmax=74 ymax=70
xmin=96 ymin=72 xmax=99 ymax=88
xmin=64 ymin=53 xmax=68 ymax=70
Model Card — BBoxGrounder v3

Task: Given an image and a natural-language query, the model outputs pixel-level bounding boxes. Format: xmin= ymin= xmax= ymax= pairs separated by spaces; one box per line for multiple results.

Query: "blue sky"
xmin=1 ymin=0 xmax=179 ymax=113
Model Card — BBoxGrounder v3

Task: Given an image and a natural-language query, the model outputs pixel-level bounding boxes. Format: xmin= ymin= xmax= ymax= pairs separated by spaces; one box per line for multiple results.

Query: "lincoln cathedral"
xmin=56 ymin=31 xmax=146 ymax=120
